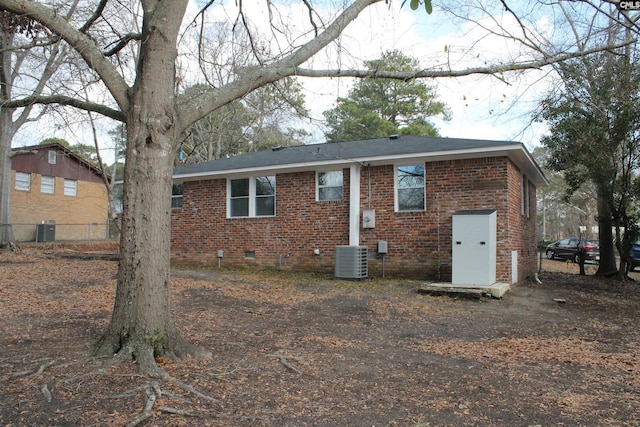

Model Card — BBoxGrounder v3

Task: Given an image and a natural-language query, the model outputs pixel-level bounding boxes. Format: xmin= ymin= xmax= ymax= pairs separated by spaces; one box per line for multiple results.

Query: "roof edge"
xmin=174 ymin=142 xmax=547 ymax=187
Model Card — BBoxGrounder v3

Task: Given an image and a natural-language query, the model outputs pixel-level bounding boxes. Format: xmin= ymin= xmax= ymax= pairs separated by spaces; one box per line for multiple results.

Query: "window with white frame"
xmin=64 ymin=179 xmax=77 ymax=197
xmin=396 ymin=164 xmax=425 ymax=211
xmin=41 ymin=176 xmax=55 ymax=194
xmin=48 ymin=150 xmax=57 ymax=164
xmin=171 ymin=184 xmax=183 ymax=208
xmin=317 ymin=171 xmax=343 ymax=201
xmin=230 ymin=178 xmax=249 ymax=217
xmin=15 ymin=172 xmax=30 ymax=191
xmin=229 ymin=176 xmax=275 ymax=217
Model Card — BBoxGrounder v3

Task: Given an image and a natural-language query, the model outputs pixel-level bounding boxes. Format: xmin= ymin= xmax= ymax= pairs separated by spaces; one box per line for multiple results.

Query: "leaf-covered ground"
xmin=1 ymin=243 xmax=639 ymax=426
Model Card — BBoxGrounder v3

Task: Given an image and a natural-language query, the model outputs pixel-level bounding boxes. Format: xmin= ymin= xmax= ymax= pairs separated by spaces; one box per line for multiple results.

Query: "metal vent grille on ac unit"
xmin=334 ymin=246 xmax=368 ymax=279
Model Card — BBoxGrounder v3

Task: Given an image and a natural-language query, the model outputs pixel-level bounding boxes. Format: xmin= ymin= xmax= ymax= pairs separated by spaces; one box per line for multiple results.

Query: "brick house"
xmin=11 ymin=142 xmax=109 ymax=241
xmin=171 ymin=135 xmax=546 ymax=284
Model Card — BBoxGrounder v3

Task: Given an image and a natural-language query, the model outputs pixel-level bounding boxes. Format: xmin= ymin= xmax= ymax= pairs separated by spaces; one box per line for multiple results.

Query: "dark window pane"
xmin=171 ymin=196 xmax=183 ymax=209
xmin=398 ymin=188 xmax=424 ymax=211
xmin=230 ymin=198 xmax=249 ymax=217
xmin=171 ymin=184 xmax=183 ymax=209
xmin=256 ymin=196 xmax=275 ymax=216
xmin=398 ymin=165 xmax=424 ymax=189
xmin=256 ymin=176 xmax=275 ymax=196
xmin=319 ymin=187 xmax=343 ymax=201
xmin=318 ymin=171 xmax=343 ymax=187
xmin=231 ymin=179 xmax=249 ymax=197
xmin=318 ymin=171 xmax=343 ymax=201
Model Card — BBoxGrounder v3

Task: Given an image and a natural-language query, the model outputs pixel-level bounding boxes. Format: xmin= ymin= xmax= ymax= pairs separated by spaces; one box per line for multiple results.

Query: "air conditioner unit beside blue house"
xmin=335 ymin=246 xmax=368 ymax=279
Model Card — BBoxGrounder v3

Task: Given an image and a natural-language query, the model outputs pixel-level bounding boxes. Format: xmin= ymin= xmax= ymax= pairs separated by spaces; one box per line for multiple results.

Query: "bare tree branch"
xmin=0 ymin=0 xmax=130 ymax=112
xmin=582 ymin=0 xmax=640 ymax=34
xmin=301 ymin=0 xmax=320 ymax=37
xmin=181 ymin=0 xmax=383 ymax=129
xmin=293 ymin=38 xmax=635 ymax=79
xmin=79 ymin=0 xmax=108 ymax=33
xmin=2 ymin=94 xmax=124 ymax=121
xmin=103 ymin=32 xmax=142 ymax=57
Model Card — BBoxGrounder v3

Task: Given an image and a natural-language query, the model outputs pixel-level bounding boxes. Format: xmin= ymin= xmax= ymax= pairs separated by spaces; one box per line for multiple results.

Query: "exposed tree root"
xmin=208 ymin=357 xmax=252 ymax=378
xmin=158 ymin=406 xmax=199 ymax=417
xmin=124 ymin=376 xmax=216 ymax=426
xmin=41 ymin=384 xmax=52 ymax=403
xmin=81 ymin=334 xmax=221 ymax=424
xmin=2 ymin=241 xmax=19 ymax=252
xmin=267 ymin=350 xmax=303 ymax=374
xmin=127 ymin=382 xmax=159 ymax=427
xmin=1 ymin=357 xmax=56 ymax=381
xmin=164 ymin=376 xmax=220 ymax=403
xmin=107 ymin=385 xmax=148 ymax=399
xmin=35 ymin=360 xmax=56 ymax=375
xmin=92 ymin=330 xmax=212 ymax=375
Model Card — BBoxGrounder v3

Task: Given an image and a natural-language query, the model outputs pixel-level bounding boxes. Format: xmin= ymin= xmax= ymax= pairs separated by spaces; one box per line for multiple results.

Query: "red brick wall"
xmin=360 ymin=157 xmax=511 ymax=280
xmin=505 ymin=160 xmax=538 ymax=282
xmin=171 ymin=157 xmax=539 ymax=283
xmin=171 ymin=170 xmax=351 ymax=270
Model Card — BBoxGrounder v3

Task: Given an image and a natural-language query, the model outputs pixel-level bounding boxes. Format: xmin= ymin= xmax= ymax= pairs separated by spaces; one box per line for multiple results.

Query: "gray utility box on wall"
xmin=36 ymin=223 xmax=56 ymax=242
xmin=335 ymin=245 xmax=368 ymax=279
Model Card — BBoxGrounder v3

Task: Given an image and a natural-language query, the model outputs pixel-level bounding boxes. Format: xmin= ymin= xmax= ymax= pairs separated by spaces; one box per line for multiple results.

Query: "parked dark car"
xmin=545 ymin=237 xmax=600 ymax=263
xmin=629 ymin=239 xmax=640 ymax=271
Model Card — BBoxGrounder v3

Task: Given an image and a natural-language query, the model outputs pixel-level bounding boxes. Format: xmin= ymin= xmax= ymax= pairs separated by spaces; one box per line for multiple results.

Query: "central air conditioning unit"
xmin=335 ymin=245 xmax=368 ymax=279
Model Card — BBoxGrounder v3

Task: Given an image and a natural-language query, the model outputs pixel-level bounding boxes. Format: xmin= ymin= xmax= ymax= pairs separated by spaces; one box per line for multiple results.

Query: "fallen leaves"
xmin=2 ymin=244 xmax=640 ymax=426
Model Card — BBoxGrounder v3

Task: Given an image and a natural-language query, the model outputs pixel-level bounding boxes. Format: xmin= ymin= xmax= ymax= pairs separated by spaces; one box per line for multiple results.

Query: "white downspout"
xmin=349 ymin=164 xmax=361 ymax=246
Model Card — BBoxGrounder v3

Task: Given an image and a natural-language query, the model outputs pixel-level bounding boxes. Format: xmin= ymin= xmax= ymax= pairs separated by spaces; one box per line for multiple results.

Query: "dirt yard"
xmin=1 ymin=243 xmax=639 ymax=426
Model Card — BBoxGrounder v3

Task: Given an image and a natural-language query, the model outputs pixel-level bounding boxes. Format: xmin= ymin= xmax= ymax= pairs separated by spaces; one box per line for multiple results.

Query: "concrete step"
xmin=418 ymin=282 xmax=510 ymax=299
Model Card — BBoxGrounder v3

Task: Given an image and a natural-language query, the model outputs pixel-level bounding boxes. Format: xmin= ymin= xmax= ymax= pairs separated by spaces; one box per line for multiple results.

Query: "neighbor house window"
xmin=171 ymin=184 xmax=183 ymax=208
xmin=229 ymin=176 xmax=275 ymax=217
xmin=64 ymin=179 xmax=77 ymax=197
xmin=48 ymin=150 xmax=57 ymax=164
xmin=41 ymin=176 xmax=55 ymax=194
xmin=396 ymin=164 xmax=425 ymax=211
xmin=15 ymin=172 xmax=30 ymax=191
xmin=317 ymin=171 xmax=343 ymax=201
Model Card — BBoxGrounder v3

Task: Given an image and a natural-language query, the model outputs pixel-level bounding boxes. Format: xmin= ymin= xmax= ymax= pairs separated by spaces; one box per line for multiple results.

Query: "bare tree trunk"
xmin=0 ymin=28 xmax=16 ymax=248
xmin=214 ymin=133 xmax=221 ymax=160
xmin=91 ymin=0 xmax=210 ymax=373
xmin=596 ymin=189 xmax=617 ymax=276
xmin=92 ymin=104 xmax=211 ymax=373
xmin=0 ymin=109 xmax=16 ymax=247
xmin=92 ymin=127 xmax=209 ymax=373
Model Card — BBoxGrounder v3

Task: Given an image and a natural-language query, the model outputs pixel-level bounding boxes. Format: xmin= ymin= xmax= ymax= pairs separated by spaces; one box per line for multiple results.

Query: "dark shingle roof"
xmin=174 ymin=135 xmax=546 ymax=185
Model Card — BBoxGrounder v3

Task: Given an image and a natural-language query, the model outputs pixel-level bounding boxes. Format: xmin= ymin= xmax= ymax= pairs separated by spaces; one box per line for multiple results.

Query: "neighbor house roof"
xmin=12 ymin=142 xmax=105 ymax=179
xmin=173 ymin=135 xmax=547 ymax=186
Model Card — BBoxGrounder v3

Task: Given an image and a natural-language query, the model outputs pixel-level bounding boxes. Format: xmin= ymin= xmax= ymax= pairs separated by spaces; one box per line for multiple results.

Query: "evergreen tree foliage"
xmin=323 ymin=50 xmax=450 ymax=142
